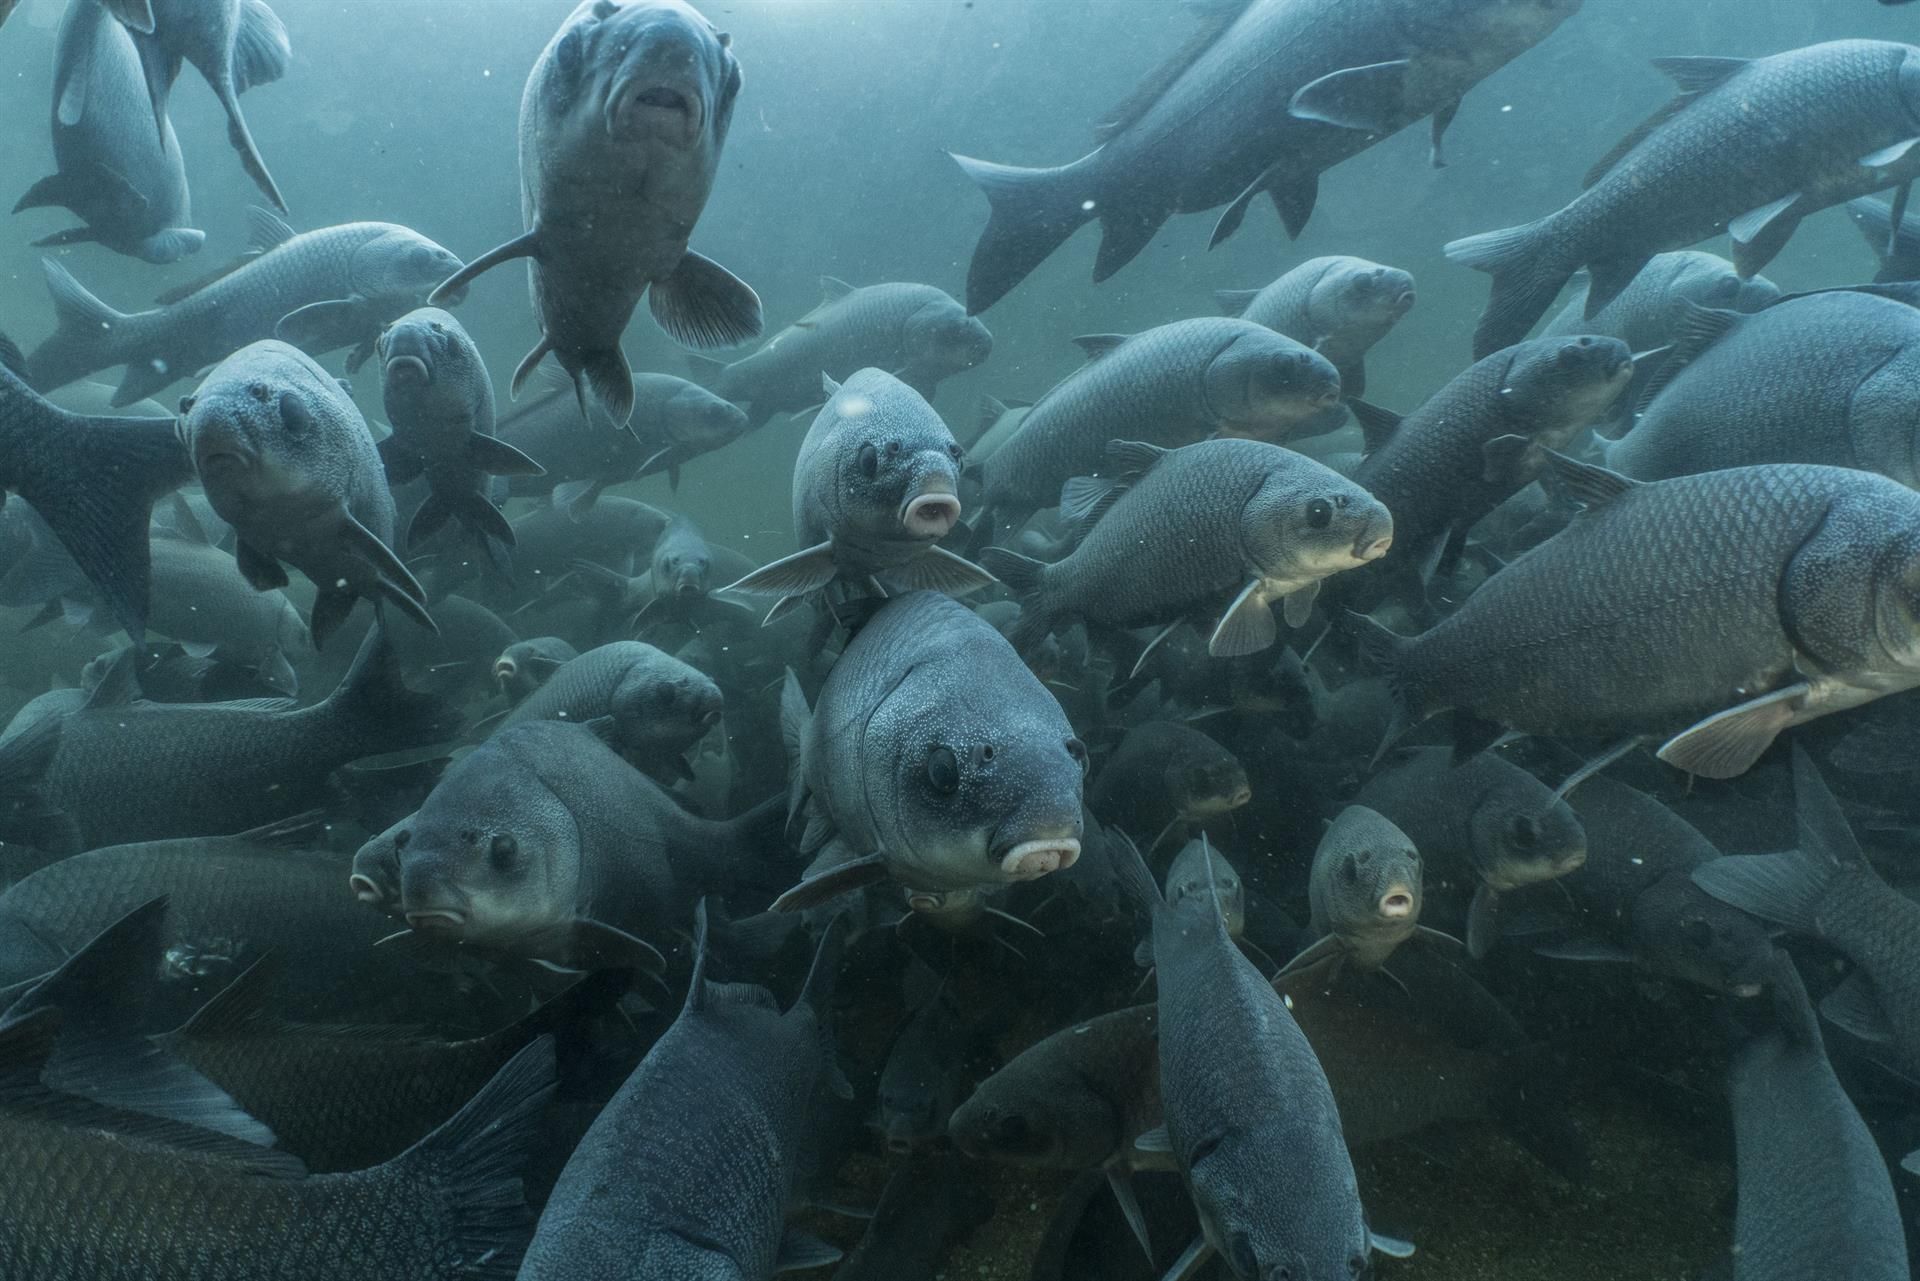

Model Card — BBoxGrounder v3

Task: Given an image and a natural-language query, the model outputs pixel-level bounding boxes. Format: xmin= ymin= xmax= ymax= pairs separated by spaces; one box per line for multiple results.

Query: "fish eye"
xmin=991 ymin=1113 xmax=1028 ymax=1145
xmin=927 ymin=744 xmax=960 ymax=795
xmin=488 ymin=833 xmax=518 ymax=871
xmin=1349 ymin=1254 xmax=1368 ymax=1278
xmin=1340 ymin=860 xmax=1359 ymax=883
xmin=1228 ymin=1233 xmax=1260 ymax=1278
xmin=948 ymin=443 xmax=964 ymax=461
xmin=1507 ymin=814 xmax=1541 ymax=850
xmin=429 ymin=320 xmax=445 ymax=334
xmin=1066 ymin=738 xmax=1088 ymax=775
xmin=1307 ymin=498 xmax=1334 ymax=529
xmin=392 ymin=829 xmax=410 ymax=850
xmin=858 ymin=443 xmax=879 ymax=478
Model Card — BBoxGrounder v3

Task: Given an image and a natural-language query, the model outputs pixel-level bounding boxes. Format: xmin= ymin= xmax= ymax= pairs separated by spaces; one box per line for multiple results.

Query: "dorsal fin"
xmin=1071 ymin=333 xmax=1131 ymax=360
xmin=245 ymin=205 xmax=297 ymax=253
xmin=83 ymin=648 xmax=145 ymax=709
xmin=175 ymin=954 xmax=283 ymax=1038
xmin=1542 ymin=451 xmax=1640 ymax=509
xmin=1347 ymin=399 xmax=1405 ymax=454
xmin=818 ymin=275 xmax=856 ymax=303
xmin=1650 ymin=55 xmax=1750 ymax=94
xmin=1090 ymin=0 xmax=1252 ymax=143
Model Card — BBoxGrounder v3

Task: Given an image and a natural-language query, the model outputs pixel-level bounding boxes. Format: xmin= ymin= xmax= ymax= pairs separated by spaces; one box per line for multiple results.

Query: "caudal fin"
xmin=1444 ymin=220 xmax=1575 ymax=360
xmin=26 ymin=259 xmax=138 ymax=395
xmin=950 ymin=149 xmax=1102 ymax=314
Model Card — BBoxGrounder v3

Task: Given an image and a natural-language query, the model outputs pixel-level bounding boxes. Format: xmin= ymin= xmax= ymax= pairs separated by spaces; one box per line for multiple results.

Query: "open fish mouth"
xmin=609 ymin=79 xmax=704 ymax=144
xmin=1355 ymin=529 xmax=1394 ymax=561
xmin=998 ymin=837 xmax=1081 ymax=880
xmin=1379 ymin=888 xmax=1416 ymax=919
xmin=902 ymin=491 xmax=962 ymax=539
xmin=492 ymin=657 xmax=518 ymax=684
xmin=405 ymin=908 xmax=467 ymax=932
xmin=348 ymin=873 xmax=390 ymax=905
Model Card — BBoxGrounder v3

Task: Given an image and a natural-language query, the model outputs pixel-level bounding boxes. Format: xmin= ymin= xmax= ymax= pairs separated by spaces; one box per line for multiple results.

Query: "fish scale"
xmin=1811 ymin=869 xmax=1920 ymax=1068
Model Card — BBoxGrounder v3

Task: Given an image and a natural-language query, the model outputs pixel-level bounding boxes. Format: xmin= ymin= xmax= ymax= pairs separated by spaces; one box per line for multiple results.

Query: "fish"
xmin=1087 ymin=721 xmax=1249 ymax=854
xmin=1606 ymin=293 xmax=1920 ymax=487
xmin=493 ymin=639 xmax=723 ymax=782
xmin=375 ymin=307 xmax=545 ymax=555
xmin=499 ymin=367 xmax=749 ymax=506
xmin=1112 ymin=835 xmax=1401 ymax=1278
xmin=632 ymin=512 xmax=756 ymax=628
xmin=1281 ymin=805 xmax=1450 ymax=978
xmin=1725 ymin=951 xmax=1908 ymax=1281
xmin=981 ymin=437 xmax=1392 ymax=660
xmin=493 ymin=636 xmax=578 ymax=704
xmin=774 ymin=591 xmax=1086 ymax=909
xmin=14 ymin=0 xmax=203 ymax=263
xmin=431 ymin=0 xmax=761 ymax=427
xmin=1353 ymin=748 xmax=1586 ymax=958
xmin=26 ymin=208 xmax=466 ymax=403
xmin=386 ymin=719 xmax=788 ymax=969
xmin=970 ymin=320 xmax=1342 ymax=544
xmin=1347 ymin=334 xmax=1631 ymax=612
xmin=1356 ymin=456 xmax=1920 ymax=781
xmin=0 ymin=350 xmax=193 ymax=642
xmin=1213 ymin=255 xmax=1416 ymax=405
xmin=874 ymin=982 xmax=972 ymax=1153
xmin=118 ymin=0 xmax=292 ymax=212
xmin=517 ymin=913 xmax=847 ymax=1280
xmin=951 ymin=0 xmax=1579 ymax=311
xmin=722 ymin=369 xmax=995 ymax=619
xmin=1448 ymin=40 xmax=1920 ymax=357
xmin=503 ymin=495 xmax=673 ymax=591
xmin=130 ymin=533 xmax=308 ymax=692
xmin=1693 ymin=747 xmax=1920 ymax=1072
xmin=687 ymin=277 xmax=992 ymax=429
xmin=0 ymin=1005 xmax=557 ymax=1281
xmin=33 ymin=625 xmax=457 ymax=851
xmin=180 ymin=339 xmax=433 ymax=648
xmin=1540 ymin=251 xmax=1780 ymax=352
xmin=1846 ymin=194 xmax=1920 ymax=281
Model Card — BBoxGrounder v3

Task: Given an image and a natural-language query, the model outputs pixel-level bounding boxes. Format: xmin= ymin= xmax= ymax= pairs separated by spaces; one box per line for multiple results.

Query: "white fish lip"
xmin=384 ymin=354 xmax=431 ymax=385
xmin=1355 ymin=530 xmax=1394 ymax=562
xmin=348 ymin=873 xmax=387 ymax=904
xmin=1379 ymin=889 xmax=1416 ymax=919
xmin=901 ymin=491 xmax=962 ymax=539
xmin=999 ymin=837 xmax=1081 ymax=880
xmin=405 ymin=908 xmax=466 ymax=932
xmin=492 ymin=657 xmax=518 ymax=684
xmin=608 ymin=78 xmax=704 ymax=145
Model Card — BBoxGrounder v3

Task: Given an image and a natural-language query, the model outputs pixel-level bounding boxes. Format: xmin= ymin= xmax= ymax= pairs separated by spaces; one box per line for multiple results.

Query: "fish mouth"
xmin=1379 ymin=888 xmax=1416 ymax=919
xmin=1354 ymin=529 xmax=1394 ymax=562
xmin=348 ymin=873 xmax=388 ymax=905
xmin=675 ymin=580 xmax=704 ymax=599
xmin=1390 ymin=289 xmax=1416 ymax=313
xmin=1311 ymin=386 xmax=1343 ymax=408
xmin=405 ymin=908 xmax=467 ymax=932
xmin=998 ymin=837 xmax=1081 ymax=880
xmin=901 ymin=490 xmax=962 ymax=539
xmin=492 ymin=657 xmax=518 ymax=684
xmin=608 ymin=78 xmax=704 ymax=145
xmin=384 ymin=354 xmax=431 ymax=386
xmin=193 ymin=445 xmax=257 ymax=478
xmin=1728 ymin=981 xmax=1765 ymax=998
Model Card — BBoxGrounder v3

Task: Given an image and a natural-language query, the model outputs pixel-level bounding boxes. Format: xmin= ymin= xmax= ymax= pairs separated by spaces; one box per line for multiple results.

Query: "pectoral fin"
xmin=1207 ymin=580 xmax=1277 ymax=656
xmin=1656 ymin=682 xmax=1809 ymax=779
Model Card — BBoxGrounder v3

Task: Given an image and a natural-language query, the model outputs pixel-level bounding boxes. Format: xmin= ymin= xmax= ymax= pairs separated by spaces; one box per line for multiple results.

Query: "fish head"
xmin=1319 ymin=259 xmax=1416 ymax=331
xmin=1233 ymin=645 xmax=1322 ymax=735
xmin=1243 ymin=468 xmax=1394 ymax=583
xmin=1900 ymin=46 xmax=1920 ymax=131
xmin=561 ymin=0 xmax=740 ymax=159
xmin=1630 ymin=873 xmax=1773 ymax=997
xmin=870 ymin=668 xmax=1085 ymax=891
xmin=1207 ymin=331 xmax=1343 ymax=436
xmin=825 ymin=370 xmax=967 ymax=543
xmin=351 ymin=230 xmax=468 ymax=309
xmin=903 ymin=298 xmax=994 ymax=377
xmin=181 ymin=359 xmax=341 ymax=506
xmin=348 ymin=817 xmax=412 ymax=911
xmin=1190 ymin=1156 xmax=1370 ymax=1281
xmin=663 ymin=383 xmax=749 ymax=450
xmin=1165 ymin=838 xmax=1246 ymax=937
xmin=390 ymin=744 xmax=583 ymax=949
xmin=651 ymin=525 xmax=714 ymax=598
xmin=1870 ymin=527 xmax=1920 ymax=669
xmin=947 ymin=1057 xmax=1125 ymax=1167
xmin=1313 ymin=805 xmax=1423 ymax=941
xmin=1501 ymin=335 xmax=1635 ymax=440
xmin=610 ymin=653 xmax=724 ymax=749
xmin=1166 ymin=741 xmax=1252 ymax=820
xmin=1468 ymin=782 xmax=1587 ymax=891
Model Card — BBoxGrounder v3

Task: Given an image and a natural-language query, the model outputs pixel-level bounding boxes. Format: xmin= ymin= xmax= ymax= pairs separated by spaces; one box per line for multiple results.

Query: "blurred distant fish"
xmin=27 ymin=208 xmax=464 ymax=403
xmin=951 ymin=0 xmax=1579 ymax=312
xmin=1450 ymin=40 xmax=1920 ymax=357
xmin=15 ymin=0 xmax=203 ymax=263
xmin=1214 ymin=255 xmax=1415 ymax=407
xmin=1848 ymin=195 xmax=1920 ymax=281
xmin=433 ymin=0 xmax=761 ymax=427
xmin=1542 ymin=251 xmax=1779 ymax=352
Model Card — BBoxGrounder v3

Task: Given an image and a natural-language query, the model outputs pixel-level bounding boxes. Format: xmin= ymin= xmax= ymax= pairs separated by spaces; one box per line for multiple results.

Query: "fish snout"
xmin=901 ymin=485 xmax=962 ymax=539
xmin=608 ymin=66 xmax=706 ymax=146
xmin=998 ymin=835 xmax=1081 ymax=881
xmin=492 ymin=656 xmax=518 ymax=686
xmin=384 ymin=354 xmax=432 ymax=387
xmin=349 ymin=873 xmax=386 ymax=904
xmin=405 ymin=908 xmax=467 ymax=933
xmin=1354 ymin=526 xmax=1394 ymax=562
xmin=1379 ymin=886 xmax=1416 ymax=919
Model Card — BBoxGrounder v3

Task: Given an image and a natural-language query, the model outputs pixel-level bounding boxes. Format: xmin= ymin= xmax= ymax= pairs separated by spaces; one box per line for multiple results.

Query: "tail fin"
xmin=1444 ymin=220 xmax=1574 ymax=360
xmin=1346 ymin=611 xmax=1418 ymax=765
xmin=950 ymin=149 xmax=1102 ymax=315
xmin=387 ymin=1037 xmax=557 ymax=1281
xmin=578 ymin=349 xmax=636 ymax=430
xmin=974 ymin=548 xmax=1053 ymax=653
xmin=326 ymin=624 xmax=464 ymax=752
xmin=27 ymin=260 xmax=137 ymax=394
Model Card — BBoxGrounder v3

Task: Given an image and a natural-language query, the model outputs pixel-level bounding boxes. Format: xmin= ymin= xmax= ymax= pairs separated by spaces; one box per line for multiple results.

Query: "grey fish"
xmin=498 ymin=369 xmax=748 ymax=506
xmin=724 ymin=369 xmax=994 ymax=618
xmin=15 ymin=0 xmax=202 ymax=263
xmin=181 ymin=339 xmax=432 ymax=648
xmin=27 ymin=208 xmax=465 ymax=403
xmin=1087 ymin=721 xmax=1249 ymax=854
xmin=1349 ymin=334 xmax=1631 ymax=607
xmin=507 ymin=495 xmax=673 ymax=589
xmin=0 ymin=353 xmax=192 ymax=641
xmin=494 ymin=639 xmax=723 ymax=781
xmin=689 ymin=277 xmax=992 ymax=429
xmin=1353 ymin=748 xmax=1586 ymax=958
xmin=952 ymin=0 xmax=1577 ymax=311
xmin=1113 ymin=835 xmax=1394 ymax=1279
xmin=635 ymin=512 xmax=755 ymax=625
xmin=1163 ymin=837 xmax=1246 ymax=941
xmin=432 ymin=0 xmax=761 ymax=427
xmin=387 ymin=719 xmax=786 ymax=968
xmin=1284 ymin=805 xmax=1438 ymax=977
xmin=1694 ymin=748 xmax=1920 ymax=1071
xmin=136 ymin=534 xmax=307 ymax=687
xmin=1725 ymin=952 xmax=1907 ymax=1281
xmin=518 ymin=915 xmax=845 ymax=1280
xmin=120 ymin=0 xmax=291 ymax=213
xmin=775 ymin=591 xmax=1085 ymax=908
xmin=1847 ymin=194 xmax=1920 ymax=282
xmin=37 ymin=626 xmax=455 ymax=850
xmin=1449 ymin=40 xmax=1920 ymax=357
xmin=1357 ymin=457 xmax=1920 ymax=780
xmin=972 ymin=320 xmax=1341 ymax=542
xmin=493 ymin=636 xmax=578 ymax=704
xmin=982 ymin=437 xmax=1391 ymax=659
xmin=1606 ymin=293 xmax=1920 ymax=487
xmin=376 ymin=307 xmax=544 ymax=555
xmin=875 ymin=985 xmax=972 ymax=1153
xmin=1214 ymin=255 xmax=1415 ymax=404
xmin=1540 ymin=251 xmax=1780 ymax=352
xmin=0 ymin=1008 xmax=556 ymax=1281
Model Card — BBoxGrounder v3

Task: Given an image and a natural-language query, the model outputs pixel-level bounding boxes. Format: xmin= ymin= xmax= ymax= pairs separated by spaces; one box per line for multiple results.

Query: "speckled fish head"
xmin=1190 ymin=1144 xmax=1369 ymax=1281
xmin=947 ymin=1042 xmax=1127 ymax=1168
xmin=1630 ymin=873 xmax=1774 ymax=997
xmin=349 ymin=228 xmax=467 ymax=307
xmin=1870 ymin=520 xmax=1920 ymax=670
xmin=902 ymin=297 xmax=993 ymax=374
xmin=1466 ymin=769 xmax=1587 ymax=891
xmin=1499 ymin=334 xmax=1634 ymax=436
xmin=557 ymin=0 xmax=739 ymax=160
xmin=1164 ymin=742 xmax=1252 ymax=820
xmin=1206 ymin=329 xmax=1342 ymax=435
xmin=180 ymin=342 xmax=356 ymax=506
xmin=663 ymin=381 xmax=749 ymax=449
xmin=869 ymin=661 xmax=1085 ymax=891
xmin=1165 ymin=838 xmax=1245 ymax=937
xmin=1241 ymin=463 xmax=1394 ymax=582
xmin=388 ymin=738 xmax=583 ymax=947
xmin=651 ymin=522 xmax=715 ymax=597
xmin=822 ymin=369 xmax=967 ymax=543
xmin=1317 ymin=258 xmax=1416 ymax=331
xmin=610 ymin=652 xmax=724 ymax=747
xmin=1312 ymin=805 xmax=1422 ymax=939
xmin=378 ymin=307 xmax=480 ymax=415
